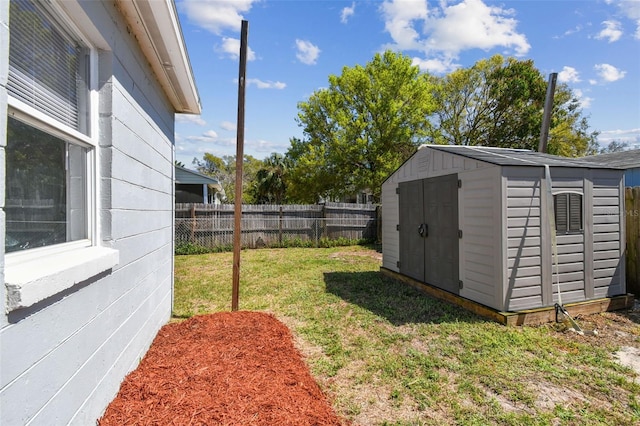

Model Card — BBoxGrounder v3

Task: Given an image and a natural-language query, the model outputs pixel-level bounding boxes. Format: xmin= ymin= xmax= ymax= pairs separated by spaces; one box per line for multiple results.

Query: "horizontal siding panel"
xmin=507 ymin=256 xmax=541 ymax=268
xmin=593 ymin=214 xmax=620 ymax=224
xmin=593 ymin=197 xmax=620 ymax=206
xmin=465 ymin=259 xmax=495 ymax=277
xmin=593 ymin=259 xmax=621 ymax=269
xmin=507 ymin=197 xmax=541 ymax=208
xmin=507 ymin=227 xmax=541 ymax=238
xmin=555 ymin=280 xmax=584 ymax=292
xmin=557 ymin=271 xmax=584 ymax=283
xmin=512 ymin=275 xmax=542 ymax=287
xmin=557 ymin=252 xmax=584 ymax=264
xmin=464 ymin=270 xmax=494 ymax=284
xmin=593 ymin=224 xmax=620 ymax=233
xmin=507 ymin=217 xmax=541 ymax=228
xmin=510 ymin=285 xmax=542 ymax=298
xmin=594 ymin=241 xmax=621 ymax=251
xmin=507 ymin=187 xmax=541 ymax=197
xmin=553 ymin=290 xmax=585 ymax=304
xmin=593 ymin=232 xmax=620 ymax=242
xmin=593 ymin=206 xmax=619 ymax=215
xmin=593 ymin=250 xmax=621 ymax=260
xmin=508 ymin=246 xmax=541 ymax=258
xmin=508 ymin=295 xmax=543 ymax=311
xmin=593 ymin=268 xmax=618 ymax=279
xmin=556 ymin=262 xmax=584 ymax=274
xmin=507 ymin=207 xmax=541 ymax=218
xmin=556 ymin=243 xmax=584 ymax=254
xmin=507 ymin=236 xmax=540 ymax=248
xmin=593 ymin=188 xmax=619 ymax=197
xmin=556 ymin=234 xmax=584 ymax=244
xmin=511 ymin=266 xmax=541 ymax=277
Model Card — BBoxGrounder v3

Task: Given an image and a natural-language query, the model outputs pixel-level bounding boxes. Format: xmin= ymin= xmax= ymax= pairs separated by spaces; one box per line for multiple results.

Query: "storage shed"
xmin=381 ymin=145 xmax=627 ymax=313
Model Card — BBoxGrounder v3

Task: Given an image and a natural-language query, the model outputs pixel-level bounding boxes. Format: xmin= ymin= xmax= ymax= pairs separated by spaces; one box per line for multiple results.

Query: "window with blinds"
xmin=8 ymin=0 xmax=90 ymax=134
xmin=6 ymin=0 xmax=92 ymax=253
xmin=554 ymin=192 xmax=583 ymax=233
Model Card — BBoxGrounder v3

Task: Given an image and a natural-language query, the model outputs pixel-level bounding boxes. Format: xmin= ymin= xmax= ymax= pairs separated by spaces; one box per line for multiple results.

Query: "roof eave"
xmin=115 ymin=0 xmax=201 ymax=114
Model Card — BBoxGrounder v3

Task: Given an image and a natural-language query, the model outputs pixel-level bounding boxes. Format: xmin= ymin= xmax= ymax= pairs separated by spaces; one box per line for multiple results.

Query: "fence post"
xmin=279 ymin=206 xmax=283 ymax=246
xmin=190 ymin=204 xmax=196 ymax=243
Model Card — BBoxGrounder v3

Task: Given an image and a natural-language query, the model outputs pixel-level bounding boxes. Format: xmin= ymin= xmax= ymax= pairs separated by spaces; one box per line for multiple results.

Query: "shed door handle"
xmin=418 ymin=223 xmax=428 ymax=238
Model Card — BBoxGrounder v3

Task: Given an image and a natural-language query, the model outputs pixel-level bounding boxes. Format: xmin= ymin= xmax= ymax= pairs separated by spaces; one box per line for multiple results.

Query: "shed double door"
xmin=398 ymin=174 xmax=459 ymax=294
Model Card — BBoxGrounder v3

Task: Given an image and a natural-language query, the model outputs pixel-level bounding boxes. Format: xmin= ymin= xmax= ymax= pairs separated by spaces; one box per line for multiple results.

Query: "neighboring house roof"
xmin=424 ymin=144 xmax=621 ymax=169
xmin=580 ymin=149 xmax=640 ymax=170
xmin=115 ymin=0 xmax=201 ymax=114
xmin=175 ymin=165 xmax=223 ymax=192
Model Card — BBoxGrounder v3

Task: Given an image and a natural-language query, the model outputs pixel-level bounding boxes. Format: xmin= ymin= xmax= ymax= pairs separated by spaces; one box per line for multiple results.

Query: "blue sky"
xmin=174 ymin=0 xmax=640 ymax=167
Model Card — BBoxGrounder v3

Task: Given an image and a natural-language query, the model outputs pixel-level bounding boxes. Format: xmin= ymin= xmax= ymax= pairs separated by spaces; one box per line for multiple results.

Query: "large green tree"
xmin=430 ymin=54 xmax=598 ymax=156
xmin=192 ymin=153 xmax=263 ymax=203
xmin=287 ymin=50 xmax=436 ymax=203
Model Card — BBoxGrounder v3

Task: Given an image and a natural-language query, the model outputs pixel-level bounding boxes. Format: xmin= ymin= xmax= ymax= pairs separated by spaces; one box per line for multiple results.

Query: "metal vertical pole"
xmin=538 ymin=72 xmax=557 ymax=153
xmin=232 ymin=20 xmax=248 ymax=311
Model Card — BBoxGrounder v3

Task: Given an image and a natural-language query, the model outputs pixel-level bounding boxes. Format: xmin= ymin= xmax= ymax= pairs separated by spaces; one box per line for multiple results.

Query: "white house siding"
xmin=1 ymin=1 xmax=176 ymax=425
xmin=592 ymin=170 xmax=625 ymax=297
xmin=458 ymin=166 xmax=502 ymax=310
xmin=381 ymin=146 xmax=490 ymax=272
xmin=503 ymin=167 xmax=545 ymax=311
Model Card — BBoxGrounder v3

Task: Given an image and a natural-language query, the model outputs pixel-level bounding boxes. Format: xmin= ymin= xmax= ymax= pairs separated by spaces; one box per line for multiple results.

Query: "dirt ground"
xmin=98 ymin=311 xmax=348 ymax=426
xmin=98 ymin=299 xmax=640 ymax=426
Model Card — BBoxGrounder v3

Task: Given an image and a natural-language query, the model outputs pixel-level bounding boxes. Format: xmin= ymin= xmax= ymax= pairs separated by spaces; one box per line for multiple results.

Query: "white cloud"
xmin=180 ymin=0 xmax=257 ymax=35
xmin=597 ymin=128 xmax=640 ymax=148
xmin=411 ymin=56 xmax=457 ymax=74
xmin=425 ymin=0 xmax=530 ymax=55
xmin=380 ymin=0 xmax=529 ymax=75
xmin=176 ymin=114 xmax=206 ymax=126
xmin=295 ymin=39 xmax=321 ymax=65
xmin=247 ymin=78 xmax=286 ymax=89
xmin=217 ymin=37 xmax=256 ymax=61
xmin=557 ymin=66 xmax=581 ymax=83
xmin=595 ymin=20 xmax=623 ymax=42
xmin=614 ymin=0 xmax=640 ymax=39
xmin=380 ymin=0 xmax=428 ymax=50
xmin=573 ymin=89 xmax=592 ymax=109
xmin=594 ymin=63 xmax=626 ymax=82
xmin=341 ymin=2 xmax=356 ymax=24
xmin=220 ymin=121 xmax=236 ymax=131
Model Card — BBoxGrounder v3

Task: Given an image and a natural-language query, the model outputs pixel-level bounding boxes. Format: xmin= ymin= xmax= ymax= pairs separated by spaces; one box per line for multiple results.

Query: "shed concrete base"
xmin=380 ymin=267 xmax=635 ymax=326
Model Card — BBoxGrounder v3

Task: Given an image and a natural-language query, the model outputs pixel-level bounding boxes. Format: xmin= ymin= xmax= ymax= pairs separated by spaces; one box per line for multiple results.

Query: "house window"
xmin=554 ymin=192 xmax=583 ymax=233
xmin=6 ymin=0 xmax=93 ymax=253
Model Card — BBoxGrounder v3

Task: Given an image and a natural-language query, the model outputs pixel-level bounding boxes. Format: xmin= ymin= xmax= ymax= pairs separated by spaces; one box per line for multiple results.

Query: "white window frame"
xmin=5 ymin=0 xmax=117 ymax=312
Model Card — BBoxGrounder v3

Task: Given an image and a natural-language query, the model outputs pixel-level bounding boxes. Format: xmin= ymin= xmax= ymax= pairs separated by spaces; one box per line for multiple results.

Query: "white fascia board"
xmin=116 ymin=0 xmax=201 ymax=114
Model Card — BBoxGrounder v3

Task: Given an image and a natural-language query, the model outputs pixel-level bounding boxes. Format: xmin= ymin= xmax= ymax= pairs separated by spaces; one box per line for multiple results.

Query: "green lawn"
xmin=174 ymin=245 xmax=640 ymax=426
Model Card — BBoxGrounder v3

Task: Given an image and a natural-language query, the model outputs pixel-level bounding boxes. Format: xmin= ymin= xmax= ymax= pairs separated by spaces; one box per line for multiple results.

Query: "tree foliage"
xmin=286 ymin=51 xmax=436 ymax=203
xmin=249 ymin=153 xmax=290 ymax=204
xmin=192 ymin=153 xmax=263 ymax=203
xmin=430 ymin=54 xmax=598 ymax=156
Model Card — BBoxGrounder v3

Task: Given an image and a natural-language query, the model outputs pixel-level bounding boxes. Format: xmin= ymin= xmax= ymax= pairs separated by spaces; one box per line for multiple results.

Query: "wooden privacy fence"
xmin=175 ymin=202 xmax=379 ymax=249
xmin=627 ymin=187 xmax=640 ymax=296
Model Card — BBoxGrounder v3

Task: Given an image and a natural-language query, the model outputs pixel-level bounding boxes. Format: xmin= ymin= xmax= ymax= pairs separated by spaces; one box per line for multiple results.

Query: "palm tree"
xmin=252 ymin=153 xmax=289 ymax=204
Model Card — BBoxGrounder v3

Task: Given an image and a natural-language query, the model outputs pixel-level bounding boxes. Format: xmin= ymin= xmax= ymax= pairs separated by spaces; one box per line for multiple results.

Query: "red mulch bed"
xmin=99 ymin=311 xmax=347 ymax=426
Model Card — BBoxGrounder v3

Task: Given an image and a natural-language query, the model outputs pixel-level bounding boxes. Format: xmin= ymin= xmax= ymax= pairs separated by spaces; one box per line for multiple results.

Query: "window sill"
xmin=5 ymin=246 xmax=119 ymax=312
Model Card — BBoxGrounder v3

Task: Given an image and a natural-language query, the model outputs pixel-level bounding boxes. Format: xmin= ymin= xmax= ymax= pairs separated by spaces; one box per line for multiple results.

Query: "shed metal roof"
xmin=425 ymin=145 xmax=621 ymax=169
xmin=580 ymin=149 xmax=640 ymax=170
xmin=175 ymin=165 xmax=222 ymax=190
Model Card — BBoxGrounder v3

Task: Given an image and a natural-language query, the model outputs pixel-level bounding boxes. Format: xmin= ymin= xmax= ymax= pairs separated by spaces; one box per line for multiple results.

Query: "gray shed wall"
xmin=383 ymin=147 xmax=626 ymax=313
xmin=381 ymin=146 xmax=492 ymax=273
xmin=1 ymin=1 xmax=176 ymax=424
